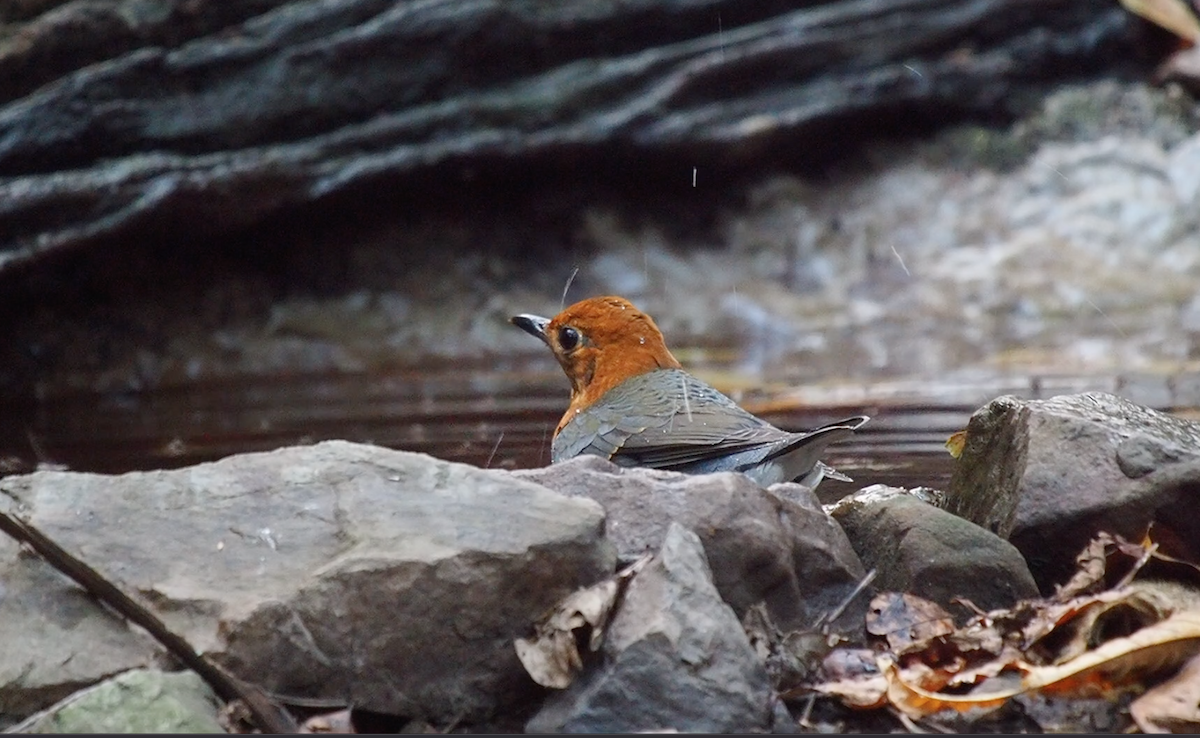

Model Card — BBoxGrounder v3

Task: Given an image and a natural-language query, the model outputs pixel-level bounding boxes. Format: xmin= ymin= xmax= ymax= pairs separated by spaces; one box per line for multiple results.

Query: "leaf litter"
xmin=795 ymin=527 xmax=1200 ymax=731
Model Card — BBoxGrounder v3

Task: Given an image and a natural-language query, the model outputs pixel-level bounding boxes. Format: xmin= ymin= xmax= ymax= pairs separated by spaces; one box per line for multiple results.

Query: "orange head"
xmin=511 ymin=296 xmax=682 ymax=431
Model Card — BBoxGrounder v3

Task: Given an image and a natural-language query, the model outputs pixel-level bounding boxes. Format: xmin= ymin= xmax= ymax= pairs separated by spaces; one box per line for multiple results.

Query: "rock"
xmin=828 ymin=485 xmax=1038 ymax=616
xmin=526 ymin=523 xmax=776 ymax=733
xmin=940 ymin=395 xmax=1030 ymax=537
xmin=1122 ymin=460 xmax=1200 ymax=567
xmin=514 ymin=455 xmax=868 ymax=633
xmin=1168 ymin=130 xmax=1200 ymax=207
xmin=10 ymin=668 xmax=223 ymax=734
xmin=0 ymin=0 xmax=1143 ymax=272
xmin=944 ymin=392 xmax=1200 ymax=590
xmin=0 ymin=441 xmax=614 ymax=725
xmin=0 ymin=537 xmax=163 ymax=722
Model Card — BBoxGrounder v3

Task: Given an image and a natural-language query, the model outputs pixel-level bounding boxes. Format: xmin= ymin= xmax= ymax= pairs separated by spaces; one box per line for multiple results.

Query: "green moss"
xmin=25 ymin=669 xmax=224 ymax=734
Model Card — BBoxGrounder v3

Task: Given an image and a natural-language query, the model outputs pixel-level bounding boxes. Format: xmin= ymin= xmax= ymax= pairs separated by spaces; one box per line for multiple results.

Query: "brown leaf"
xmin=515 ymin=554 xmax=650 ymax=689
xmin=1131 ymin=650 xmax=1200 ymax=733
xmin=1056 ymin=532 xmax=1119 ymax=600
xmin=866 ymin=592 xmax=955 ymax=651
xmin=1026 ymin=581 xmax=1196 ymax=666
xmin=945 ymin=643 xmax=1029 ymax=689
xmin=1025 ymin=608 xmax=1200 ymax=697
xmin=881 ymin=654 xmax=1018 ymax=719
xmin=1055 ymin=529 xmax=1163 ymax=600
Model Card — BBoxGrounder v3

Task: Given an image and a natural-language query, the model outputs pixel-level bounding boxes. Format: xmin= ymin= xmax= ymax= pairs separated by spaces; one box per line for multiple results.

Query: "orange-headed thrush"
xmin=511 ymin=295 xmax=868 ymax=489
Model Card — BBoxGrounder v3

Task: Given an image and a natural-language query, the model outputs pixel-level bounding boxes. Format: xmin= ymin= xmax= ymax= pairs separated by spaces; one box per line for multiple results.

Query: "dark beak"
xmin=510 ymin=313 xmax=551 ymax=345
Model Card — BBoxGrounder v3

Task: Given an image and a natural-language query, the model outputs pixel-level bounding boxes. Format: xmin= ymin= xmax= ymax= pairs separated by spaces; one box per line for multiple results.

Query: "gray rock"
xmin=1168 ymin=130 xmax=1200 ymax=207
xmin=526 ymin=523 xmax=775 ymax=733
xmin=0 ymin=441 xmax=614 ymax=724
xmin=12 ymin=669 xmax=223 ymax=734
xmin=515 ymin=455 xmax=868 ymax=632
xmin=944 ymin=392 xmax=1200 ymax=590
xmin=829 ymin=485 xmax=1038 ymax=616
xmin=0 ymin=0 xmax=1141 ymax=268
xmin=0 ymin=536 xmax=163 ymax=721
xmin=940 ymin=395 xmax=1030 ymax=537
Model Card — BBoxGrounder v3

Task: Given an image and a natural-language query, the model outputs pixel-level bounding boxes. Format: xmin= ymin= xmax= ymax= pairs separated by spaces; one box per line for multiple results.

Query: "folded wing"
xmin=552 ymin=368 xmax=867 ymax=478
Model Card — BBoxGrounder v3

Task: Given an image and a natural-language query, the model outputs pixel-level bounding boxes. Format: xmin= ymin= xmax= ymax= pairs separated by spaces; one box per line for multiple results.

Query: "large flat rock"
xmin=0 ymin=441 xmax=614 ymax=724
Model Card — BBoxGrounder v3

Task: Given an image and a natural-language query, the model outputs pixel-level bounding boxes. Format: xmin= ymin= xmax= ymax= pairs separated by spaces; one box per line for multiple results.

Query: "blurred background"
xmin=1 ymin=0 xmax=1198 ymax=499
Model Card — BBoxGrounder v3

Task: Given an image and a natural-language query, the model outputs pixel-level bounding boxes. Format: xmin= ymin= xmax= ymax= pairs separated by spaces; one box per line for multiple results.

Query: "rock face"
xmin=945 ymin=392 xmax=1200 ymax=590
xmin=0 ymin=441 xmax=614 ymax=724
xmin=13 ymin=669 xmax=223 ymax=734
xmin=526 ymin=523 xmax=775 ymax=733
xmin=829 ymin=485 xmax=1039 ymax=616
xmin=0 ymin=0 xmax=1149 ymax=274
xmin=515 ymin=455 xmax=869 ymax=632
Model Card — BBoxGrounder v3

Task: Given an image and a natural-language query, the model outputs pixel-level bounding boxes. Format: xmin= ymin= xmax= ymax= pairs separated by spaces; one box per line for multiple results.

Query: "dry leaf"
xmin=1120 ymin=0 xmax=1200 ymax=42
xmin=743 ymin=602 xmax=839 ymax=692
xmin=880 ymin=654 xmax=1017 ymax=719
xmin=945 ymin=429 xmax=968 ymax=459
xmin=515 ymin=554 xmax=650 ymax=688
xmin=742 ymin=602 xmax=778 ymax=662
xmin=1130 ymin=650 xmax=1200 ymax=733
xmin=866 ymin=592 xmax=955 ymax=651
xmin=1026 ymin=581 xmax=1200 ymax=668
xmin=945 ymin=643 xmax=1028 ymax=689
xmin=1055 ymin=530 xmax=1160 ymax=600
xmin=1024 ymin=608 xmax=1200 ymax=696
xmin=821 ymin=647 xmax=880 ymax=681
xmin=812 ymin=531 xmax=1200 ymax=722
xmin=883 ymin=609 xmax=1200 ymax=719
xmin=1056 ymin=532 xmax=1120 ymax=599
xmin=809 ymin=673 xmax=889 ymax=709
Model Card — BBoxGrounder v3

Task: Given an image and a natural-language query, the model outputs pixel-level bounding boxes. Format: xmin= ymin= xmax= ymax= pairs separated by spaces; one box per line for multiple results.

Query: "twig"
xmin=814 ymin=569 xmax=877 ymax=629
xmin=891 ymin=707 xmax=929 ymax=733
xmin=797 ymin=692 xmax=817 ymax=729
xmin=1114 ymin=540 xmax=1159 ymax=590
xmin=0 ymin=510 xmax=298 ymax=733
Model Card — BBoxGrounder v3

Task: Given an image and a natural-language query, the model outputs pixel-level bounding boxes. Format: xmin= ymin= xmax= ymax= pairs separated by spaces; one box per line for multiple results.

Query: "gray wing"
xmin=553 ymin=369 xmax=798 ymax=470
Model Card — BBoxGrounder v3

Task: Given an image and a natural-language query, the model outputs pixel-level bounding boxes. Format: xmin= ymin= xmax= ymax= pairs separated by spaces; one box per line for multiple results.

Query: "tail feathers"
xmin=763 ymin=415 xmax=868 ymax=465
xmin=770 ymin=415 xmax=869 ymax=488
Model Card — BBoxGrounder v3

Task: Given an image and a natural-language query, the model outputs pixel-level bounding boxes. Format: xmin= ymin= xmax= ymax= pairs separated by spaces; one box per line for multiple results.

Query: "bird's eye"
xmin=558 ymin=326 xmax=581 ymax=351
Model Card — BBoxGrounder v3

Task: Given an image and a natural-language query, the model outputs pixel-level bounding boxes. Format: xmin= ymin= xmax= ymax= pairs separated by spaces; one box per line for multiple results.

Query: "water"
xmin=0 ymin=366 xmax=963 ymax=502
xmin=7 ymin=353 xmax=1192 ymax=507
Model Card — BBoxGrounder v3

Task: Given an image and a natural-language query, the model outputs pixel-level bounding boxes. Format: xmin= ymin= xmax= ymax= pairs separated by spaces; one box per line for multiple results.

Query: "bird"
xmin=510 ymin=295 xmax=868 ymax=489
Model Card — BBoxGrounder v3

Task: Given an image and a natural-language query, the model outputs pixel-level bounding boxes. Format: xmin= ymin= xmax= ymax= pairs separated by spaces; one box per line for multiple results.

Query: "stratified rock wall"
xmin=0 ymin=0 xmax=1148 ymax=273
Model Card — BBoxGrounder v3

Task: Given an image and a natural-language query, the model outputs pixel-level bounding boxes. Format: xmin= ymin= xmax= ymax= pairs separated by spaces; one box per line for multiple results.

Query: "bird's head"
xmin=511 ymin=295 xmax=682 ymax=408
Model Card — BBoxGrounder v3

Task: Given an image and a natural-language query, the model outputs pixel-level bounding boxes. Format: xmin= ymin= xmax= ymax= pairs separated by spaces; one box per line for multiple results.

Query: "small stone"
xmin=830 ymin=486 xmax=1038 ymax=616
